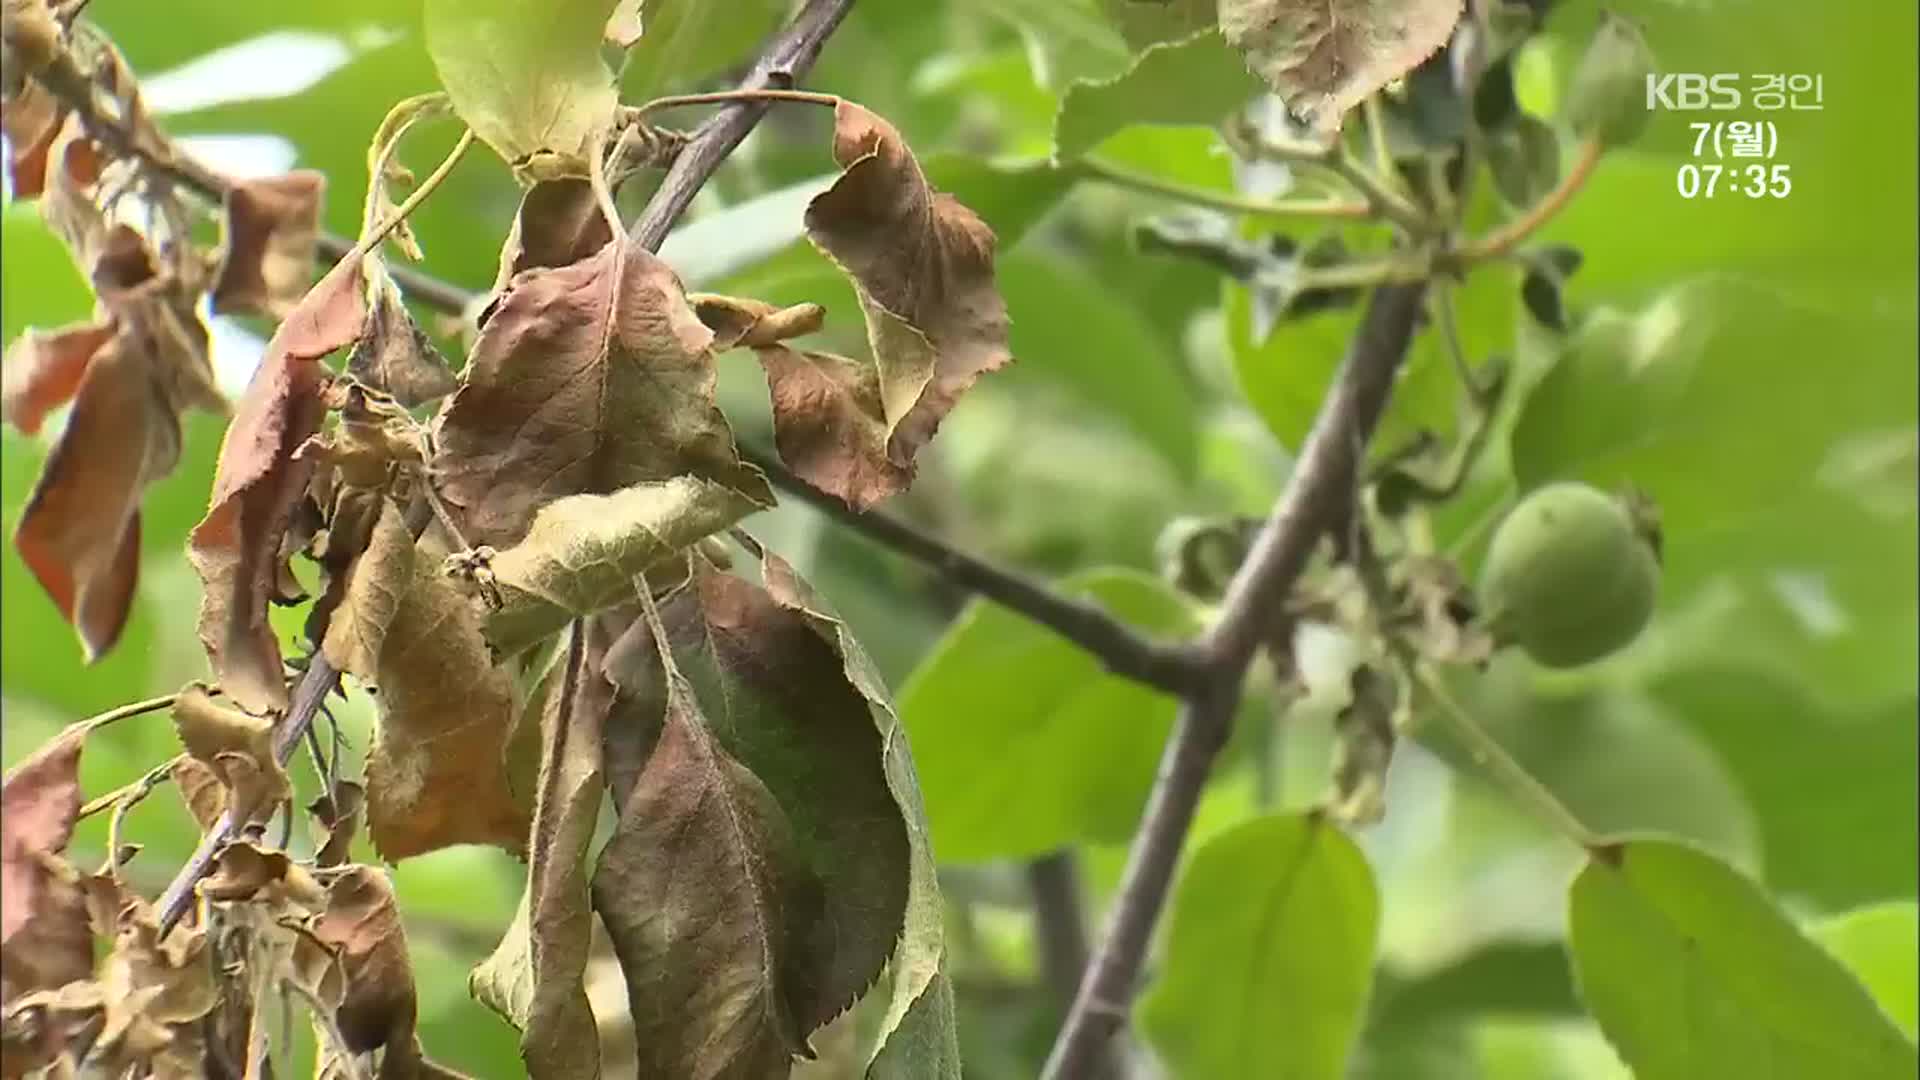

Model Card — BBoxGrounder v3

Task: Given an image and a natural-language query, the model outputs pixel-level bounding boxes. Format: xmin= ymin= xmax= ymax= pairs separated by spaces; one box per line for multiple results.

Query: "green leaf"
xmin=1510 ymin=280 xmax=1918 ymax=707
xmin=424 ymin=0 xmax=618 ymax=170
xmin=1052 ymin=31 xmax=1260 ymax=161
xmin=2 ymin=205 xmax=93 ymax=343
xmin=748 ymin=554 xmax=960 ymax=1077
xmin=1099 ymin=0 xmax=1216 ymax=50
xmin=1813 ymin=903 xmax=1919 ymax=1040
xmin=1567 ymin=837 xmax=1917 ymax=1080
xmin=900 ymin=569 xmax=1199 ymax=862
xmin=618 ymin=0 xmax=787 ymax=98
xmin=1137 ymin=812 xmax=1380 ymax=1078
xmin=978 ymin=0 xmax=1131 ymax=91
xmin=477 ymin=478 xmax=762 ymax=656
xmin=924 ymin=155 xmax=1074 ymax=251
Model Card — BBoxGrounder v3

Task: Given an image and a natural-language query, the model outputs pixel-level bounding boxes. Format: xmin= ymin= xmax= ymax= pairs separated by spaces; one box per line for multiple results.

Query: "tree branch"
xmin=1042 ymin=281 xmax=1428 ymax=1079
xmin=746 ymin=450 xmax=1204 ymax=695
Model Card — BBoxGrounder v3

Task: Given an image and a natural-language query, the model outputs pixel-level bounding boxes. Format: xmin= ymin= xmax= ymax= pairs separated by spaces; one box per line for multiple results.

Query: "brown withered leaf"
xmin=38 ymin=114 xmax=108 ymax=271
xmin=1219 ymin=0 xmax=1464 ymax=132
xmin=471 ymin=476 xmax=762 ymax=658
xmin=1 ymin=77 xmax=61 ymax=198
xmin=697 ymin=294 xmax=910 ymax=510
xmin=89 ymin=900 xmax=217 ymax=1077
xmin=91 ymin=225 xmax=228 ymax=420
xmin=432 ymin=237 xmax=770 ymax=551
xmin=0 ymin=724 xmax=92 ymax=999
xmin=1 ymin=321 xmax=114 ymax=435
xmin=322 ymin=501 xmax=528 ymax=860
xmin=167 ymin=757 xmax=225 ymax=833
xmin=595 ymin=664 xmax=814 ymax=1077
xmin=801 ymin=101 xmax=1012 ymax=503
xmin=307 ymin=781 xmax=366 ymax=867
xmin=751 ymin=553 xmax=959 ymax=1073
xmin=170 ymin=684 xmax=292 ymax=828
xmin=590 ymin=558 xmax=914 ymax=1073
xmin=492 ymin=177 xmax=611 ymax=291
xmin=14 ymin=331 xmax=180 ymax=661
xmin=190 ymin=254 xmax=365 ymax=714
xmin=310 ymin=867 xmax=438 ymax=1072
xmin=211 ymin=171 xmax=326 ymax=318
xmin=346 ymin=263 xmax=457 ymax=407
xmin=470 ymin=631 xmax=603 ymax=1080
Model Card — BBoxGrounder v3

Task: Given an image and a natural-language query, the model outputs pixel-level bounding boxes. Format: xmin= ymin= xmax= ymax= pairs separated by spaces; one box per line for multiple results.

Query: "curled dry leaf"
xmin=167 ymin=757 xmax=225 ymax=833
xmin=0 ymin=76 xmax=61 ymax=197
xmin=170 ymin=684 xmax=292 ymax=828
xmin=493 ymin=177 xmax=612 ymax=290
xmin=308 ymin=780 xmax=366 ymax=868
xmin=432 ymin=237 xmax=770 ymax=551
xmin=190 ymin=254 xmax=365 ymax=714
xmin=211 ymin=171 xmax=326 ymax=318
xmin=312 ymin=867 xmax=450 ymax=1073
xmin=470 ymin=632 xmax=604 ymax=1080
xmin=472 ymin=476 xmax=762 ymax=658
xmin=800 ymin=101 xmax=1012 ymax=506
xmin=0 ymin=724 xmax=92 ymax=1000
xmin=696 ymin=293 xmax=914 ymax=510
xmin=2 ymin=321 xmax=114 ymax=435
xmin=321 ymin=500 xmax=529 ymax=860
xmin=1218 ymin=0 xmax=1464 ymax=132
xmin=90 ymin=907 xmax=218 ymax=1078
xmin=346 ymin=263 xmax=458 ymax=407
xmin=13 ymin=329 xmax=178 ymax=661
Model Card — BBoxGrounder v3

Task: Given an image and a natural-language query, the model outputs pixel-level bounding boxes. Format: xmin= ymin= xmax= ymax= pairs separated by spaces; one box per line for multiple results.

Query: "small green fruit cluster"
xmin=1478 ymin=482 xmax=1661 ymax=668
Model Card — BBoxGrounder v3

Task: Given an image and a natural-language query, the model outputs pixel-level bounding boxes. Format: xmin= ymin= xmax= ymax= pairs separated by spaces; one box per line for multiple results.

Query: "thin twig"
xmin=77 ymin=692 xmax=180 ymax=732
xmin=1043 ymin=282 xmax=1428 ymax=1079
xmin=1075 ymin=158 xmax=1371 ymax=221
xmin=1457 ymin=135 xmax=1604 ymax=261
xmin=746 ymin=449 xmax=1207 ymax=696
xmin=628 ymin=0 xmax=856 ymax=251
xmin=1412 ymin=666 xmax=1599 ymax=847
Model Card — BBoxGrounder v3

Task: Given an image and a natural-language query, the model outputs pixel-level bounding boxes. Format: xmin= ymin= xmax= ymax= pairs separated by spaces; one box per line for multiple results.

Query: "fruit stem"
xmin=1456 ymin=135 xmax=1605 ymax=262
xmin=1413 ymin=666 xmax=1602 ymax=848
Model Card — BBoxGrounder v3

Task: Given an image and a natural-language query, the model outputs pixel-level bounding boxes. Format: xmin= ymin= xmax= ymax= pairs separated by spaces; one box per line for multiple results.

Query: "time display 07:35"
xmin=1677 ymin=163 xmax=1792 ymax=199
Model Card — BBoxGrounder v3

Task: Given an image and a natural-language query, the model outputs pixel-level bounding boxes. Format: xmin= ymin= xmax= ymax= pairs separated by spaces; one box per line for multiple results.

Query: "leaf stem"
xmin=349 ymin=128 xmax=474 ymax=260
xmin=1457 ymin=135 xmax=1604 ymax=261
xmin=1073 ymin=159 xmax=1371 ymax=220
xmin=1412 ymin=666 xmax=1601 ymax=847
xmin=78 ymin=692 xmax=181 ymax=733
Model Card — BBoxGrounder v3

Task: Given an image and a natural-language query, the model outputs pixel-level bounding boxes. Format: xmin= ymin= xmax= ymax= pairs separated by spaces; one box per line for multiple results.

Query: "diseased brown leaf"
xmin=590 ymin=558 xmax=914 ymax=1074
xmin=190 ymin=254 xmax=365 ymax=714
xmin=38 ymin=114 xmax=107 ymax=269
xmin=346 ymin=263 xmax=457 ymax=407
xmin=14 ymin=331 xmax=179 ymax=660
xmin=0 ymin=77 xmax=61 ymax=198
xmin=322 ymin=501 xmax=529 ymax=859
xmin=595 ymin=666 xmax=813 ymax=1078
xmin=696 ymin=293 xmax=913 ymax=509
xmin=432 ymin=237 xmax=770 ymax=551
xmin=604 ymin=0 xmax=644 ymax=48
xmin=311 ymin=867 xmax=442 ymax=1073
xmin=1219 ymin=0 xmax=1464 ymax=132
xmin=493 ymin=177 xmax=612 ymax=290
xmin=751 ymin=553 xmax=959 ymax=1075
xmin=307 ymin=781 xmax=366 ymax=868
xmin=167 ymin=757 xmax=225 ymax=833
xmin=471 ymin=476 xmax=762 ymax=658
xmin=801 ymin=101 xmax=1012 ymax=504
xmin=470 ymin=632 xmax=603 ymax=1079
xmin=0 ymin=724 xmax=92 ymax=1000
xmin=91 ymin=906 xmax=217 ymax=1078
xmin=170 ymin=684 xmax=292 ymax=828
xmin=91 ymin=225 xmax=228 ymax=420
xmin=211 ymin=171 xmax=326 ymax=318
xmin=1 ymin=321 xmax=113 ymax=435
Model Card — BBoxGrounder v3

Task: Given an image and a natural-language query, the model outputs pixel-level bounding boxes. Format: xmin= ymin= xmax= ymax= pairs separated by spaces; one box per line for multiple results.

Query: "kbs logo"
xmin=1645 ymin=74 xmax=1742 ymax=110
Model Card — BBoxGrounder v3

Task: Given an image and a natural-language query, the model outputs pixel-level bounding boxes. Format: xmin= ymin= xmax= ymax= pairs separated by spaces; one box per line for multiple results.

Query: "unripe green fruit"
xmin=1479 ymin=482 xmax=1661 ymax=668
